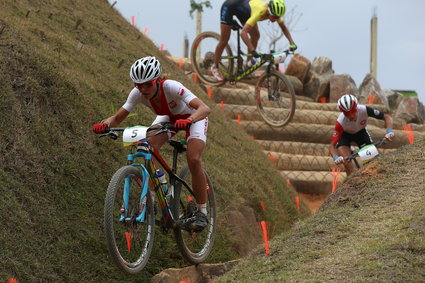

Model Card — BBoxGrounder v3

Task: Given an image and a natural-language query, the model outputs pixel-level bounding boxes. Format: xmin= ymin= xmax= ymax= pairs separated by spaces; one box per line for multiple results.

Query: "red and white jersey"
xmin=122 ymin=79 xmax=197 ymax=122
xmin=331 ymin=105 xmax=384 ymax=144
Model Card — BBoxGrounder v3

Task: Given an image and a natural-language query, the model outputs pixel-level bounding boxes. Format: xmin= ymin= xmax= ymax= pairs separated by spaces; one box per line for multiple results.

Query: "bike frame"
xmin=220 ymin=21 xmax=276 ymax=82
xmin=121 ymin=140 xmax=195 ymax=229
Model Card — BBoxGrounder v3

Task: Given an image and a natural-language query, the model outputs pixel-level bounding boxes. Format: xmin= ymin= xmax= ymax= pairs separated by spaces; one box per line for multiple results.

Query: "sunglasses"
xmin=135 ymin=79 xmax=157 ymax=89
xmin=343 ymin=106 xmax=358 ymax=116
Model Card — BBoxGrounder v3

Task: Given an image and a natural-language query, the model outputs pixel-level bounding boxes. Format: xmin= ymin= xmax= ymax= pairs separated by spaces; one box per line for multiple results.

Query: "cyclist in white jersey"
xmin=93 ymin=56 xmax=211 ymax=231
xmin=329 ymin=94 xmax=394 ymax=176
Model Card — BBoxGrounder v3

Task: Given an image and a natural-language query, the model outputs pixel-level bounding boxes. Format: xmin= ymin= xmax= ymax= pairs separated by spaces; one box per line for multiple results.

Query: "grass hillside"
xmin=216 ymin=138 xmax=425 ymax=282
xmin=0 ymin=0 xmax=307 ymax=281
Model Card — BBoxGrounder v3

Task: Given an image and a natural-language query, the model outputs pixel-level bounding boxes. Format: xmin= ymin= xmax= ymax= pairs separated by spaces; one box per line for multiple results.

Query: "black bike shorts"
xmin=220 ymin=0 xmax=251 ymax=26
xmin=336 ymin=128 xmax=373 ymax=149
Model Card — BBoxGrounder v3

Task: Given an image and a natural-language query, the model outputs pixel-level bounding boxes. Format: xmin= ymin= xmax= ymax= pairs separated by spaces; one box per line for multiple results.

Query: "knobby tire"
xmin=172 ymin=166 xmax=216 ymax=264
xmin=255 ymin=70 xmax=296 ymax=127
xmin=190 ymin=31 xmax=233 ymax=87
xmin=104 ymin=166 xmax=155 ymax=274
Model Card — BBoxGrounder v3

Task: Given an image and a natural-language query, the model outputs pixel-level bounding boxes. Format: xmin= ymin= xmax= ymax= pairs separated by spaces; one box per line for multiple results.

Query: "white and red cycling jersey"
xmin=122 ymin=79 xmax=208 ymax=142
xmin=331 ymin=105 xmax=384 ymax=144
xmin=123 ymin=79 xmax=197 ymax=121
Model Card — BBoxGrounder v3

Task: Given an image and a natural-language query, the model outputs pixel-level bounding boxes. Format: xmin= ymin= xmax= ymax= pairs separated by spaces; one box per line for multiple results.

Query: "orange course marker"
xmin=220 ymin=101 xmax=225 ymax=112
xmin=131 ymin=16 xmax=135 ymax=25
xmin=295 ymin=195 xmax=300 ymax=212
xmin=143 ymin=27 xmax=148 ymax=35
xmin=193 ymin=73 xmax=198 ymax=83
xmin=9 ymin=279 xmax=17 ymax=283
xmin=402 ymin=124 xmax=414 ymax=144
xmin=207 ymin=88 xmax=213 ymax=98
xmin=319 ymin=96 xmax=327 ymax=104
xmin=178 ymin=58 xmax=183 ymax=69
xmin=125 ymin=232 xmax=132 ymax=253
xmin=237 ymin=114 xmax=241 ymax=125
xmin=368 ymin=93 xmax=375 ymax=104
xmin=331 ymin=167 xmax=341 ymax=192
xmin=286 ymin=179 xmax=291 ymax=185
xmin=260 ymin=220 xmax=270 ymax=255
xmin=268 ymin=154 xmax=275 ymax=163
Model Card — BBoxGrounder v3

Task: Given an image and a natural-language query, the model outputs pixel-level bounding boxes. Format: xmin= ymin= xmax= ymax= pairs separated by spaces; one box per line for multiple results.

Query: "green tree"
xmin=189 ymin=0 xmax=212 ymax=19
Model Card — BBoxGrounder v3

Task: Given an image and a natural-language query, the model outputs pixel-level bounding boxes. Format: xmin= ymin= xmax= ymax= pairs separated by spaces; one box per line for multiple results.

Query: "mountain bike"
xmin=190 ymin=20 xmax=296 ymax=127
xmin=100 ymin=122 xmax=216 ymax=274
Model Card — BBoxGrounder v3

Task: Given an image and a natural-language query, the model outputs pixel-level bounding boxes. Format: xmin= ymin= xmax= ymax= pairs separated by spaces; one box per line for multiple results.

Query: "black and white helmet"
xmin=129 ymin=56 xmax=161 ymax=83
xmin=337 ymin=94 xmax=358 ymax=113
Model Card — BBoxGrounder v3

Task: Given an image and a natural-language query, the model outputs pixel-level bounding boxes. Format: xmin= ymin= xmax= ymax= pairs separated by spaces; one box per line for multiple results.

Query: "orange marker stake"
xmin=220 ymin=101 xmax=224 ymax=112
xmin=8 ymin=279 xmax=17 ymax=283
xmin=295 ymin=195 xmax=300 ymax=212
xmin=131 ymin=16 xmax=135 ymax=25
xmin=237 ymin=114 xmax=241 ymax=125
xmin=368 ymin=93 xmax=375 ymax=104
xmin=193 ymin=73 xmax=198 ymax=83
xmin=268 ymin=154 xmax=275 ymax=163
xmin=125 ymin=232 xmax=132 ymax=253
xmin=207 ymin=88 xmax=213 ymax=98
xmin=332 ymin=167 xmax=341 ymax=192
xmin=319 ymin=97 xmax=327 ymax=104
xmin=178 ymin=58 xmax=183 ymax=69
xmin=260 ymin=220 xmax=270 ymax=255
xmin=286 ymin=179 xmax=291 ymax=185
xmin=143 ymin=27 xmax=148 ymax=35
xmin=159 ymin=43 xmax=164 ymax=51
xmin=402 ymin=124 xmax=414 ymax=144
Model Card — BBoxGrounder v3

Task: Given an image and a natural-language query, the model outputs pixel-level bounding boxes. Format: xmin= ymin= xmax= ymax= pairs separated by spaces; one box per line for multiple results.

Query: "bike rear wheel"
xmin=172 ymin=166 xmax=216 ymax=264
xmin=104 ymin=166 xmax=155 ymax=274
xmin=255 ymin=70 xmax=296 ymax=127
xmin=190 ymin=31 xmax=234 ymax=86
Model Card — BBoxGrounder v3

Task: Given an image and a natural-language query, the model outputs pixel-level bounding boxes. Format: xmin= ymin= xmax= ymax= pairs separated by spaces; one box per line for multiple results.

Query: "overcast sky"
xmin=108 ymin=0 xmax=425 ymax=103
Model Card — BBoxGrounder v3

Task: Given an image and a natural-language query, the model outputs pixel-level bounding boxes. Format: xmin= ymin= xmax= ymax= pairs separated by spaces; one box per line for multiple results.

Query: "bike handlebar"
xmin=346 ymin=139 xmax=388 ymax=162
xmin=100 ymin=122 xmax=177 ymax=140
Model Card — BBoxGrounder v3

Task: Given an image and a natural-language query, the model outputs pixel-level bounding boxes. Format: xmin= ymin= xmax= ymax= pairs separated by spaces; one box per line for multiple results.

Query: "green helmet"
xmin=268 ymin=0 xmax=286 ymax=17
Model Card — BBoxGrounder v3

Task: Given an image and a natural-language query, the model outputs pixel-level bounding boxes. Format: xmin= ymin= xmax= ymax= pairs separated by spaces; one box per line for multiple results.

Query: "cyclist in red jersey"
xmin=329 ymin=94 xmax=394 ymax=176
xmin=93 ymin=56 xmax=211 ymax=231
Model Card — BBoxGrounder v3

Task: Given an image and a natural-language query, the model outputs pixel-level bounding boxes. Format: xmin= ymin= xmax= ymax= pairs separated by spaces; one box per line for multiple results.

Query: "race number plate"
xmin=123 ymin=126 xmax=148 ymax=146
xmin=358 ymin=144 xmax=379 ymax=161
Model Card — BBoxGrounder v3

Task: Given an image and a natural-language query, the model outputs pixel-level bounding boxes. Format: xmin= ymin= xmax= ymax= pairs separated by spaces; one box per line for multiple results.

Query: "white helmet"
xmin=129 ymin=56 xmax=161 ymax=83
xmin=337 ymin=94 xmax=358 ymax=113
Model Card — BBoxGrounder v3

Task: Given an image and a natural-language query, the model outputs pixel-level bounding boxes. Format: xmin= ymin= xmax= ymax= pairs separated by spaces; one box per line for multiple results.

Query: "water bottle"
xmin=155 ymin=169 xmax=168 ymax=195
xmin=272 ymin=52 xmax=287 ymax=64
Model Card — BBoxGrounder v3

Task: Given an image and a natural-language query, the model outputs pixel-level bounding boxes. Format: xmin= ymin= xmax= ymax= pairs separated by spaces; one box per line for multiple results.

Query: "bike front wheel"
xmin=190 ymin=31 xmax=234 ymax=86
xmin=104 ymin=166 xmax=155 ymax=274
xmin=255 ymin=70 xmax=296 ymax=127
xmin=172 ymin=166 xmax=216 ymax=264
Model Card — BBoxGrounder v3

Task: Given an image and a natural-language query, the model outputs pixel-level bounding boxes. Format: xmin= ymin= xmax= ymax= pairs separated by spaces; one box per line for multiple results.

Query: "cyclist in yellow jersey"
xmin=242 ymin=0 xmax=297 ymax=62
xmin=211 ymin=0 xmax=297 ymax=81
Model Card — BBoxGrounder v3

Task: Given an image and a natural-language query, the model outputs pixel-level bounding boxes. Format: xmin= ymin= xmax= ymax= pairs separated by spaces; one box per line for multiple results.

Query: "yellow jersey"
xmin=246 ymin=0 xmax=283 ymax=26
